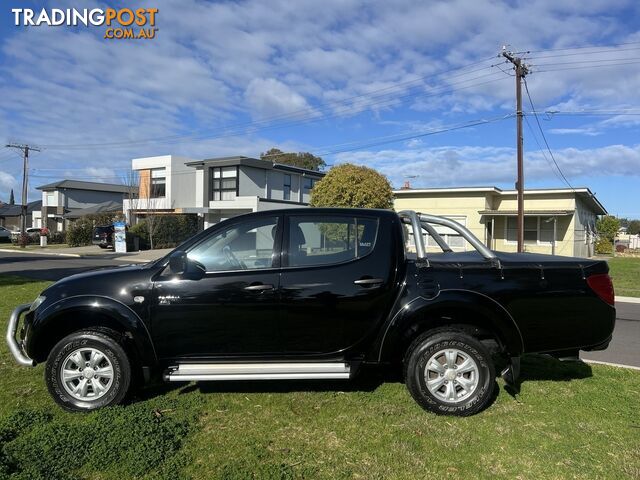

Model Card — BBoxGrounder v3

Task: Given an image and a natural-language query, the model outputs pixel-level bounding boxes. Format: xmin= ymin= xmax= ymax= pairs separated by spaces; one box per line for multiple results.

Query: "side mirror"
xmin=168 ymin=250 xmax=188 ymax=275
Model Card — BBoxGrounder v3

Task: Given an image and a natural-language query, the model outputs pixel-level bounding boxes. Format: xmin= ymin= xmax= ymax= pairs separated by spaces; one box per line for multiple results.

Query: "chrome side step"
xmin=165 ymin=362 xmax=351 ymax=382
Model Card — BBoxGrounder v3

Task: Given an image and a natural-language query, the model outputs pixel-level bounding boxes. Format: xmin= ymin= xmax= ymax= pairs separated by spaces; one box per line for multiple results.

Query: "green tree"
xmin=260 ymin=148 xmax=326 ymax=171
xmin=310 ymin=163 xmax=394 ymax=209
xmin=9 ymin=189 xmax=15 ymax=205
xmin=627 ymin=220 xmax=640 ymax=235
xmin=595 ymin=215 xmax=621 ymax=254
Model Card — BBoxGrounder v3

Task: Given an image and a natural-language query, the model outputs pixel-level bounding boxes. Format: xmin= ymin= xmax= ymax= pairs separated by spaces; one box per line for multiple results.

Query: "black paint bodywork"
xmin=21 ymin=208 xmax=616 ymax=378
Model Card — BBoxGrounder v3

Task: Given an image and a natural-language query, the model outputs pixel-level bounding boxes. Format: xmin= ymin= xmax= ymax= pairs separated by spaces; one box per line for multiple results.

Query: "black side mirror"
xmin=169 ymin=250 xmax=188 ymax=275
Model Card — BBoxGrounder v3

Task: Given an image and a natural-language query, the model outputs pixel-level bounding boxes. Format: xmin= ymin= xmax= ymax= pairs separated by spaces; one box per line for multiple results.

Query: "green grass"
xmin=608 ymin=257 xmax=640 ymax=297
xmin=0 ymin=275 xmax=639 ymax=479
xmin=0 ymin=243 xmax=70 ymax=251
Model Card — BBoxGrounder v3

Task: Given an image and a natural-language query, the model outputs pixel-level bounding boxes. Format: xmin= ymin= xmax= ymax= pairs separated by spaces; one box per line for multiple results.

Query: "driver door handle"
xmin=244 ymin=283 xmax=275 ymax=291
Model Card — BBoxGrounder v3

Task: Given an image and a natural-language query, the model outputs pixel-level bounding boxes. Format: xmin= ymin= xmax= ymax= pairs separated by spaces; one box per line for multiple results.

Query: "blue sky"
xmin=1 ymin=0 xmax=639 ymax=217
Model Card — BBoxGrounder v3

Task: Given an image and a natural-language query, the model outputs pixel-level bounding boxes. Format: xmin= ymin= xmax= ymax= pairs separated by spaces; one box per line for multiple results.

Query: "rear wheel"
xmin=404 ymin=330 xmax=496 ymax=416
xmin=45 ymin=329 xmax=131 ymax=412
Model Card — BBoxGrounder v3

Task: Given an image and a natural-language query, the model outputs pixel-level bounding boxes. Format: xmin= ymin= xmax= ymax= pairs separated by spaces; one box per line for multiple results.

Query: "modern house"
xmin=0 ymin=200 xmax=42 ymax=231
xmin=124 ymin=155 xmax=324 ymax=229
xmin=33 ymin=180 xmax=130 ymax=231
xmin=393 ymin=186 xmax=607 ymax=258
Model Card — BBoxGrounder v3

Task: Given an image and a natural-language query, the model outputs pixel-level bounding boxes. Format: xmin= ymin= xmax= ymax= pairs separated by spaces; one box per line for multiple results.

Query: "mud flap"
xmin=501 ymin=356 xmax=521 ymax=396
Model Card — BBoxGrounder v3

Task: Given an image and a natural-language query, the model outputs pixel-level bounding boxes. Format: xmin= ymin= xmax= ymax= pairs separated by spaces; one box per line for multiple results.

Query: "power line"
xmin=523 ymin=115 xmax=567 ymax=185
xmin=4 ymin=144 xmax=40 ymax=234
xmin=40 ymin=71 xmax=506 ymax=152
xmin=522 ymin=41 xmax=640 ymax=54
xmin=26 ymin=114 xmax=514 ymax=182
xmin=522 ymin=78 xmax=574 ymax=191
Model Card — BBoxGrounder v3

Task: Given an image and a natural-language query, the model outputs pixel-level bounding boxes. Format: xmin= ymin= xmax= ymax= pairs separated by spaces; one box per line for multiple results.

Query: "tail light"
xmin=586 ymin=274 xmax=615 ymax=306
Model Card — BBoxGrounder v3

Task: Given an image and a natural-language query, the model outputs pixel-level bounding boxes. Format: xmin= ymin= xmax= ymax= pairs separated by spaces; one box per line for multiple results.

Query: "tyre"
xmin=98 ymin=244 xmax=108 ymax=249
xmin=404 ymin=330 xmax=496 ymax=416
xmin=45 ymin=329 xmax=131 ymax=412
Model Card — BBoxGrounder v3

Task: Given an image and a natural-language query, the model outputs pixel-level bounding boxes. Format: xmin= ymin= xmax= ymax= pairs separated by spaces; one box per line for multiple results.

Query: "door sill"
xmin=164 ymin=362 xmax=351 ymax=382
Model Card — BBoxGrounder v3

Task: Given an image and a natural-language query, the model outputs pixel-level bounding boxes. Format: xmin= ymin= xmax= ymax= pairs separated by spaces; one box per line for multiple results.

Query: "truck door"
xmin=278 ymin=213 xmax=396 ymax=355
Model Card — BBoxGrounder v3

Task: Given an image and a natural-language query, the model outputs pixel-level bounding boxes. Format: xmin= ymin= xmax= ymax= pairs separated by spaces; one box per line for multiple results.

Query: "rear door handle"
xmin=244 ymin=283 xmax=275 ymax=291
xmin=353 ymin=278 xmax=384 ymax=287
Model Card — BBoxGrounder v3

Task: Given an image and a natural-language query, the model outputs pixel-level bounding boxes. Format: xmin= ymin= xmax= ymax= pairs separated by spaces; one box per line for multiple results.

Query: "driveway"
xmin=1 ymin=250 xmax=638 ymax=367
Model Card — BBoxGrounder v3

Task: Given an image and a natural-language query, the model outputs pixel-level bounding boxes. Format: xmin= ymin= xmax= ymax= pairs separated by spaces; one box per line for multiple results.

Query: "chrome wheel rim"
xmin=60 ymin=347 xmax=114 ymax=402
xmin=424 ymin=348 xmax=479 ymax=403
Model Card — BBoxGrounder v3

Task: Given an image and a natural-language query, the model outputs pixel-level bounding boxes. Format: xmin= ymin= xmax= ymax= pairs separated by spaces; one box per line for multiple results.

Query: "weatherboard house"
xmin=394 ymin=186 xmax=607 ymax=258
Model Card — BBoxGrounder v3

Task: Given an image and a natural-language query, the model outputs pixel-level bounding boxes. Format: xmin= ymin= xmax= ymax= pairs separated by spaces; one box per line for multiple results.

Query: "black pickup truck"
xmin=7 ymin=208 xmax=615 ymax=415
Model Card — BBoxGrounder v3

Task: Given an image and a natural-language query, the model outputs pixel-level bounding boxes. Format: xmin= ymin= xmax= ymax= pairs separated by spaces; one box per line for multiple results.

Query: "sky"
xmin=1 ymin=0 xmax=639 ymax=217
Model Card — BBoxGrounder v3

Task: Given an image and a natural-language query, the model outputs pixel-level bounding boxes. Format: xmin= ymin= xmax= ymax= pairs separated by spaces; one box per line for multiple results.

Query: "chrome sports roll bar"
xmin=398 ymin=210 xmax=500 ymax=267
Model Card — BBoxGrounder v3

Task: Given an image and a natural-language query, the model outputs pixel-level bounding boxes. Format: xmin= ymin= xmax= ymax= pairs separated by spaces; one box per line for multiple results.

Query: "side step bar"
xmin=164 ymin=362 xmax=351 ymax=382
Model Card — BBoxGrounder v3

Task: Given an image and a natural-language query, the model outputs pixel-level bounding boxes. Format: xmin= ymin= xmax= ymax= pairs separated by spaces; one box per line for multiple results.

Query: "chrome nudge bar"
xmin=398 ymin=210 xmax=500 ymax=267
xmin=6 ymin=303 xmax=35 ymax=366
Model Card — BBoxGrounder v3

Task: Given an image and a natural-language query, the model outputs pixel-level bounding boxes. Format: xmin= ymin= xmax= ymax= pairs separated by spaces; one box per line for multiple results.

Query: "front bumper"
xmin=6 ymin=304 xmax=35 ymax=366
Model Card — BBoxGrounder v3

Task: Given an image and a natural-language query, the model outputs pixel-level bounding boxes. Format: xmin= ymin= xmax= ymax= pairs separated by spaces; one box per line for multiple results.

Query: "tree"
xmin=595 ymin=215 xmax=621 ymax=254
xmin=260 ymin=148 xmax=326 ymax=171
xmin=9 ymin=189 xmax=14 ymax=205
xmin=310 ymin=163 xmax=394 ymax=209
xmin=628 ymin=220 xmax=640 ymax=235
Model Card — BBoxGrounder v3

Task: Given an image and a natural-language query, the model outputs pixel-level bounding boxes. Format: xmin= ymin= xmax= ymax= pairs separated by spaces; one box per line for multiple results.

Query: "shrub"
xmin=65 ymin=217 xmax=94 ymax=247
xmin=48 ymin=231 xmax=66 ymax=244
xmin=131 ymin=215 xmax=199 ymax=250
xmin=595 ymin=238 xmax=613 ymax=254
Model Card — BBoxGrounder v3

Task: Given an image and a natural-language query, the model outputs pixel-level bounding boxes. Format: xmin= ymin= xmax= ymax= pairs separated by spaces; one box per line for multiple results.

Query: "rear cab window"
xmin=287 ymin=215 xmax=378 ymax=267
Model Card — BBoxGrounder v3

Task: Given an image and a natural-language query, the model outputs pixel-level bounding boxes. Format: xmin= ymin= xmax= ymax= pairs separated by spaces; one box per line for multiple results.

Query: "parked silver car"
xmin=0 ymin=226 xmax=13 ymax=241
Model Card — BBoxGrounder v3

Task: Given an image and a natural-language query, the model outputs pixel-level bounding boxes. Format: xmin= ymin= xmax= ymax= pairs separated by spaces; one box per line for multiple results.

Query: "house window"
xmin=45 ymin=192 xmax=55 ymax=206
xmin=303 ymin=177 xmax=315 ymax=191
xmin=211 ymin=166 xmax=238 ymax=201
xmin=506 ymin=216 xmax=555 ymax=245
xmin=150 ymin=168 xmax=166 ymax=198
xmin=424 ymin=216 xmax=468 ymax=250
xmin=283 ymin=174 xmax=291 ymax=201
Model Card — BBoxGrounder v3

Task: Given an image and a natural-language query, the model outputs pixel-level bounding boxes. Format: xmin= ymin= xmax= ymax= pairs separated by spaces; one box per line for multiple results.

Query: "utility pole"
xmin=5 ymin=144 xmax=40 ymax=235
xmin=502 ymin=47 xmax=529 ymax=253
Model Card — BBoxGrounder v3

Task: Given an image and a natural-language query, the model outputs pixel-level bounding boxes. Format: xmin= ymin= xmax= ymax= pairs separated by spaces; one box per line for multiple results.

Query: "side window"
xmin=288 ymin=216 xmax=378 ymax=267
xmin=188 ymin=217 xmax=279 ymax=271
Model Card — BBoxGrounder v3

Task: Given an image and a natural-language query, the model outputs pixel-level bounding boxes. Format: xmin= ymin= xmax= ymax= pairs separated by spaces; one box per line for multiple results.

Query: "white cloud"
xmin=336 ymin=143 xmax=640 ymax=188
xmin=0 ymin=171 xmax=16 ymax=193
xmin=244 ymin=78 xmax=317 ymax=119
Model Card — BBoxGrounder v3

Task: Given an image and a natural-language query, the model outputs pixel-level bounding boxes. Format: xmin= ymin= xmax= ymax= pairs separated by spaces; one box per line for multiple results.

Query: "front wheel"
xmin=404 ymin=331 xmax=496 ymax=416
xmin=45 ymin=329 xmax=131 ymax=412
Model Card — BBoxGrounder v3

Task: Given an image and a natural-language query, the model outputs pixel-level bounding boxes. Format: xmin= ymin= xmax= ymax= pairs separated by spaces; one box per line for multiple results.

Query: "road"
xmin=1 ymin=251 xmax=638 ymax=367
xmin=0 ymin=250 xmax=134 ymax=281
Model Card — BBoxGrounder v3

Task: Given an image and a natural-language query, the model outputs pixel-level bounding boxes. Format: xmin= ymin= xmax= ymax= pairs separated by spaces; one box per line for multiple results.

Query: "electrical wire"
xmin=38 ymin=58 xmax=499 ymax=150
xmin=523 ymin=78 xmax=574 ymax=190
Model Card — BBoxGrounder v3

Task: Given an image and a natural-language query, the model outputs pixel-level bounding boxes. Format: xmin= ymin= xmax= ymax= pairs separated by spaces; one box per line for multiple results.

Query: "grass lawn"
xmin=0 ymin=274 xmax=638 ymax=479
xmin=0 ymin=243 xmax=70 ymax=251
xmin=607 ymin=257 xmax=640 ymax=297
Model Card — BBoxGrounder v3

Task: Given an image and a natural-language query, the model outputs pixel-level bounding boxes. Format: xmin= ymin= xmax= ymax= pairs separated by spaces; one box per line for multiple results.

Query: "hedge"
xmin=131 ymin=214 xmax=199 ymax=249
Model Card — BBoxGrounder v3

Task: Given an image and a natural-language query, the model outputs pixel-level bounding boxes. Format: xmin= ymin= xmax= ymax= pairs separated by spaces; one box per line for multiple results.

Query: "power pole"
xmin=5 ymin=144 xmax=40 ymax=235
xmin=502 ymin=47 xmax=529 ymax=253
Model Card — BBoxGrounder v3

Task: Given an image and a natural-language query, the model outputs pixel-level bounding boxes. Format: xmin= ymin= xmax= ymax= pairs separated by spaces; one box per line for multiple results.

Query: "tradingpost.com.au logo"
xmin=11 ymin=7 xmax=158 ymax=40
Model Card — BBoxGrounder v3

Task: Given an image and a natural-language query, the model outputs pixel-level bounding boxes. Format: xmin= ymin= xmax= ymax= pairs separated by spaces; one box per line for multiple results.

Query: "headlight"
xmin=29 ymin=295 xmax=46 ymax=312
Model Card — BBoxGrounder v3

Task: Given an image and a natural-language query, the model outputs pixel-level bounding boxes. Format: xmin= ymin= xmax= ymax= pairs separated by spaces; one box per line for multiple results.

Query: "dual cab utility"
xmin=7 ymin=208 xmax=616 ymax=415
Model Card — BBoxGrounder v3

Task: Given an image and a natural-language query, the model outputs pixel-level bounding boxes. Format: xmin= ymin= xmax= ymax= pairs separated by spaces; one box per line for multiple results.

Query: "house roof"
xmin=64 ymin=200 xmax=123 ymax=219
xmin=0 ymin=200 xmax=42 ymax=217
xmin=394 ymin=186 xmax=607 ymax=215
xmin=185 ymin=156 xmax=325 ymax=176
xmin=36 ymin=179 xmax=130 ymax=193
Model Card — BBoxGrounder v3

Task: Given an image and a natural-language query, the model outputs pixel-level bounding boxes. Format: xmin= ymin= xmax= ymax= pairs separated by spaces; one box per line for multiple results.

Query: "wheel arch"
xmin=29 ymin=296 xmax=156 ymax=368
xmin=377 ymin=290 xmax=524 ymax=363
